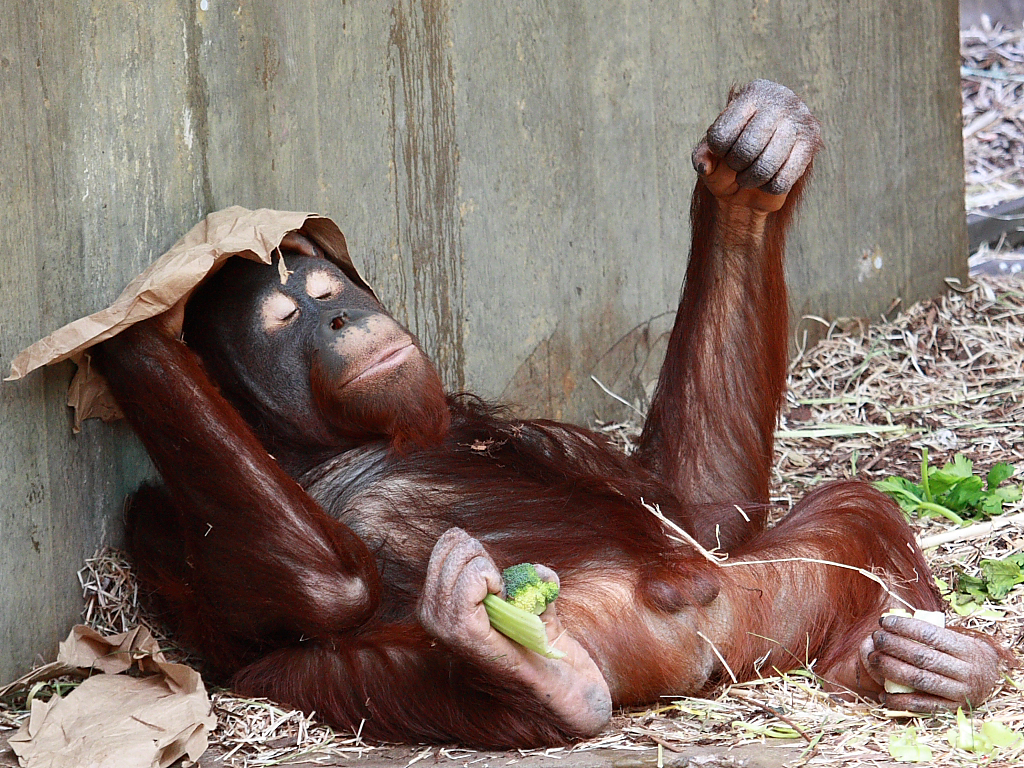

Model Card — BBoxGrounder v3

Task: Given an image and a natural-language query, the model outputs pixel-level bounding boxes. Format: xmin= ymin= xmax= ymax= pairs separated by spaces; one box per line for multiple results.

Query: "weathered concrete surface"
xmin=1 ymin=0 xmax=202 ymax=686
xmin=464 ymin=0 xmax=968 ymax=421
xmin=2 ymin=0 xmax=966 ymax=684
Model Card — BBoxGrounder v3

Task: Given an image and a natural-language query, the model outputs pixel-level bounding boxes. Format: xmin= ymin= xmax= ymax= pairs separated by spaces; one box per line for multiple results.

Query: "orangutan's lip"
xmin=346 ymin=341 xmax=415 ymax=386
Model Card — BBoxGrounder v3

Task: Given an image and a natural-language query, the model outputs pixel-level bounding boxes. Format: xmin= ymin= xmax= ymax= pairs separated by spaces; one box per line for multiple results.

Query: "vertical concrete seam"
xmin=184 ymin=0 xmax=213 ymax=215
xmin=18 ymin=0 xmax=61 ymax=664
xmin=388 ymin=0 xmax=465 ymax=391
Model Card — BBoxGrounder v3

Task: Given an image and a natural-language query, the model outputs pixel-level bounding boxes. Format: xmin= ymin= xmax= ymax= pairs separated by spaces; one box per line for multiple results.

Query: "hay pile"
xmin=963 ymin=20 xmax=1024 ymax=279
xmin=963 ymin=23 xmax=1024 ymax=214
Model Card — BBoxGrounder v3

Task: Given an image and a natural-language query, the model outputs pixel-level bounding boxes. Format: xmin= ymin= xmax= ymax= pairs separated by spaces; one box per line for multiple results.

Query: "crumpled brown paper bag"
xmin=6 ymin=206 xmax=371 ymax=429
xmin=6 ymin=625 xmax=217 ymax=768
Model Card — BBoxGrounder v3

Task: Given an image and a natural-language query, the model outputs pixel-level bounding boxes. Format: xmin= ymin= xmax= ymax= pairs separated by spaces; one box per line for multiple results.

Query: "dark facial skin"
xmin=183 ymin=244 xmax=449 ymax=465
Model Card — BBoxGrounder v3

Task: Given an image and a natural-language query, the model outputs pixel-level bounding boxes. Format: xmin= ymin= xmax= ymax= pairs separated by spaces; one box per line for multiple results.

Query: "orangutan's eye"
xmin=261 ymin=292 xmax=300 ymax=331
xmin=307 ymin=270 xmax=344 ymax=300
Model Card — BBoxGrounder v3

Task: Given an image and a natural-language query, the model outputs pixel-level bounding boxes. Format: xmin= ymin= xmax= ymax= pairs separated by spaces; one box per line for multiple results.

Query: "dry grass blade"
xmin=77 ymin=547 xmax=141 ymax=636
xmin=212 ymin=695 xmax=373 ymax=766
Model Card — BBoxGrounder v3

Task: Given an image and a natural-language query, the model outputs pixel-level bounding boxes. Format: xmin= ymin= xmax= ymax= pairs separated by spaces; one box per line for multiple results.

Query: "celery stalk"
xmin=483 ymin=594 xmax=566 ymax=659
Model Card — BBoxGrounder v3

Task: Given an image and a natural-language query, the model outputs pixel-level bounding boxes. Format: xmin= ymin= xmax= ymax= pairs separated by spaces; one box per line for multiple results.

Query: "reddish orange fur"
xmin=311 ymin=351 xmax=451 ymax=454
xmin=636 ymin=172 xmax=813 ymax=549
xmin=94 ymin=109 xmax=999 ymax=746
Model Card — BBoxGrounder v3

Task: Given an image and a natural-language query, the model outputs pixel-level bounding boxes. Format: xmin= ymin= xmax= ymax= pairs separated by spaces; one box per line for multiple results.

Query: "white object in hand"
xmin=882 ymin=609 xmax=946 ymax=694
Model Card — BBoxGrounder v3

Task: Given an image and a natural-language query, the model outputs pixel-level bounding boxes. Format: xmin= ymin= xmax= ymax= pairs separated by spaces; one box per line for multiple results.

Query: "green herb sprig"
xmin=873 ymin=449 xmax=1021 ymax=525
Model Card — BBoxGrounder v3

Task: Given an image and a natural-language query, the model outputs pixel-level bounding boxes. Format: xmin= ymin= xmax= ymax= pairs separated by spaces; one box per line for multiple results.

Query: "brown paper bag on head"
xmin=6 ymin=206 xmax=371 ymax=430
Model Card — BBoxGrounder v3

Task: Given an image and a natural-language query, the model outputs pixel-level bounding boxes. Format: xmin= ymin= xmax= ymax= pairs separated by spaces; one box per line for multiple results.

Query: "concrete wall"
xmin=1 ymin=0 xmax=966 ymax=682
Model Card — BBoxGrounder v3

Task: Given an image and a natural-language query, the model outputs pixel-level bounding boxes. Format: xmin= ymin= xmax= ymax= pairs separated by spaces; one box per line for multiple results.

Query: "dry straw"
xmin=963 ymin=22 xmax=1024 ymax=214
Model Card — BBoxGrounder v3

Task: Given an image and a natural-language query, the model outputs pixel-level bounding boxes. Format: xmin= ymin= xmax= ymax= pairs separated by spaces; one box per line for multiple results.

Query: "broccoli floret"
xmin=482 ymin=562 xmax=564 ymax=660
xmin=502 ymin=563 xmax=559 ymax=615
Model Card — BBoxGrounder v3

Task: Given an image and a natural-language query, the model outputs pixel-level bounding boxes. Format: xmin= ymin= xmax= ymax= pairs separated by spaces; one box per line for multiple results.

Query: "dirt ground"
xmin=0 ymin=730 xmax=879 ymax=768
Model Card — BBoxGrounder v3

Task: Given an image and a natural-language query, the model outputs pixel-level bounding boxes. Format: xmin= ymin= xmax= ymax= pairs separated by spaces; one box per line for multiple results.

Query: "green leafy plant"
xmin=873 ymin=449 xmax=1021 ymax=525
xmin=953 ymin=552 xmax=1024 ymax=608
xmin=887 ymin=726 xmax=933 ymax=762
xmin=946 ymin=708 xmax=1023 ymax=755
